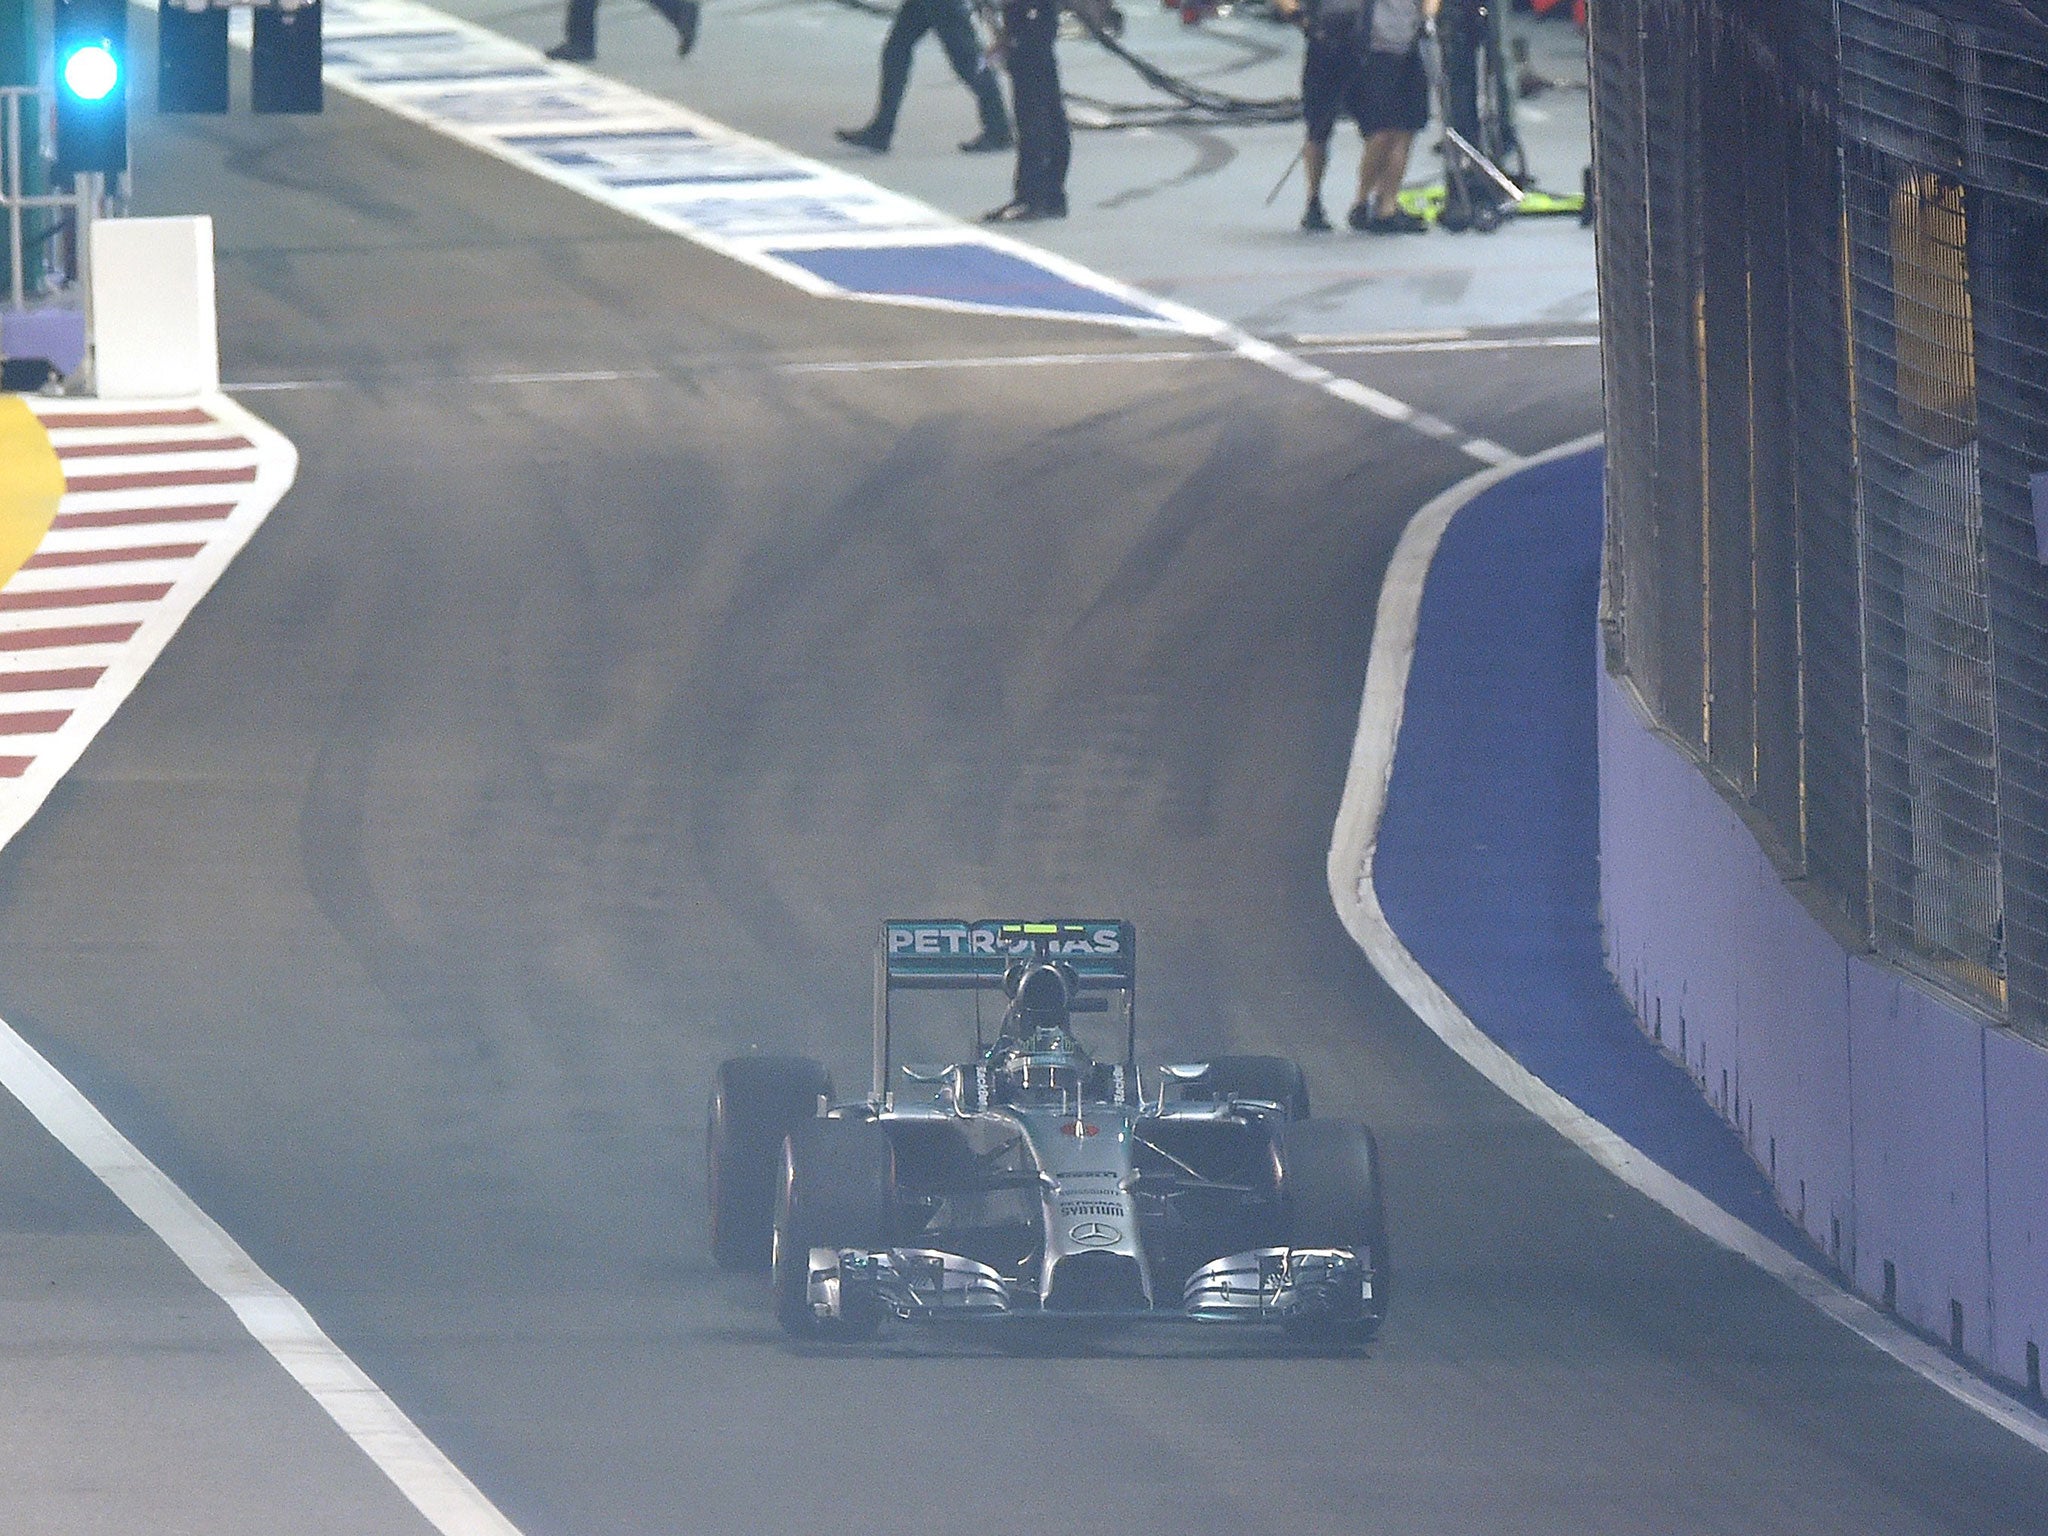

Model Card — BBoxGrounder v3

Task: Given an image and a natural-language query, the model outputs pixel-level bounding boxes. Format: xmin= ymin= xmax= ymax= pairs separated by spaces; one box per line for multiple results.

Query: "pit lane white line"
xmin=1298 ymin=335 xmax=1603 ymax=356
xmin=226 ymin=352 xmax=1224 ymax=389
xmin=1138 ymin=304 xmax=1518 ymax=466
xmin=472 ymin=367 xmax=664 ymax=384
xmin=224 ymin=341 xmax=1568 ymax=382
xmin=1326 ymin=430 xmax=2048 ymax=1458
xmin=225 ymin=372 xmax=668 ymax=392
xmin=227 ymin=379 xmax=360 ymax=393
xmin=778 ymin=349 xmax=1218 ymax=373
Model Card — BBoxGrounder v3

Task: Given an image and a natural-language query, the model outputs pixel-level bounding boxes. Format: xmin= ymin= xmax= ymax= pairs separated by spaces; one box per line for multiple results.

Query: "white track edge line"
xmin=0 ymin=1016 xmax=522 ymax=1536
xmin=1324 ymin=430 xmax=2048 ymax=1456
xmin=1 ymin=394 xmax=530 ymax=1536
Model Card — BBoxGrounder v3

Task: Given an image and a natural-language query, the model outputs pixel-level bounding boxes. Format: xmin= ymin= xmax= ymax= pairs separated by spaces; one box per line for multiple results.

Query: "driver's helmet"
xmin=992 ymin=963 xmax=1092 ymax=1108
xmin=1003 ymin=961 xmax=1074 ymax=1037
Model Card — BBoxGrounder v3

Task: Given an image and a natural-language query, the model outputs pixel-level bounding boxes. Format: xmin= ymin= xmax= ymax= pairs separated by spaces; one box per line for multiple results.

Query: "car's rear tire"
xmin=1278 ymin=1118 xmax=1388 ymax=1343
xmin=773 ymin=1117 xmax=896 ymax=1340
xmin=707 ymin=1055 xmax=831 ymax=1272
xmin=1199 ymin=1054 xmax=1310 ymax=1121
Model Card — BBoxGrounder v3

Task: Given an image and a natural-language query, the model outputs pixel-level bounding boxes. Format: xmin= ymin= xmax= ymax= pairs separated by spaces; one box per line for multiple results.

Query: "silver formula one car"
xmin=707 ymin=919 xmax=1387 ymax=1344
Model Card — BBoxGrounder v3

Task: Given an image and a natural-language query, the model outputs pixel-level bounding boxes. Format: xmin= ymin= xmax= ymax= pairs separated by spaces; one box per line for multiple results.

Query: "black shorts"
xmin=1302 ymin=27 xmax=1429 ymax=143
xmin=1301 ymin=21 xmax=1363 ymax=145
xmin=1355 ymin=46 xmax=1429 ymax=134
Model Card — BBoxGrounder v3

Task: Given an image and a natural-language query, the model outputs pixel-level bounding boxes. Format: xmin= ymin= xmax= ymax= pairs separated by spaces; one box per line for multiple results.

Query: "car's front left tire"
xmin=707 ymin=1055 xmax=831 ymax=1272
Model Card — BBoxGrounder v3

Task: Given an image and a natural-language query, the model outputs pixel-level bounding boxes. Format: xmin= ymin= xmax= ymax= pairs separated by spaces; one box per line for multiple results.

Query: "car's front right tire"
xmin=1277 ymin=1118 xmax=1388 ymax=1344
xmin=772 ymin=1117 xmax=896 ymax=1340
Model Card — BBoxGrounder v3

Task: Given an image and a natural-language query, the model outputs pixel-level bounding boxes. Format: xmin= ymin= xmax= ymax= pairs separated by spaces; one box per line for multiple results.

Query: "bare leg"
xmin=1304 ymin=138 xmax=1329 ymax=203
xmin=1297 ymin=137 xmax=1335 ymax=228
xmin=1369 ymin=130 xmax=1417 ymax=211
xmin=1354 ymin=132 xmax=1395 ymax=213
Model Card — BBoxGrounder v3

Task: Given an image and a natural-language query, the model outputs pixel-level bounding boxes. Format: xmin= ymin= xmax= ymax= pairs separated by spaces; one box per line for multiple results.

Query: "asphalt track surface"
xmin=4 ymin=70 xmax=2048 ymax=1536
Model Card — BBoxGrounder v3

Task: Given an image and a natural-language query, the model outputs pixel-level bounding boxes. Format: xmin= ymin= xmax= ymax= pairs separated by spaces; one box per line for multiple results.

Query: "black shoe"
xmin=836 ymin=125 xmax=890 ymax=153
xmin=544 ymin=39 xmax=595 ymax=59
xmin=982 ymin=197 xmax=1064 ymax=222
xmin=675 ymin=0 xmax=699 ymax=54
xmin=1368 ymin=207 xmax=1429 ymax=234
xmin=959 ymin=128 xmax=1014 ymax=153
xmin=1301 ymin=198 xmax=1331 ymax=232
xmin=1346 ymin=200 xmax=1374 ymax=232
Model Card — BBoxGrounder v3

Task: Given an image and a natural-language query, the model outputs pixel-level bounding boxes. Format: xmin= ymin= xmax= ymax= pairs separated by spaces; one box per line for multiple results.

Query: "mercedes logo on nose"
xmin=1069 ymin=1221 xmax=1120 ymax=1246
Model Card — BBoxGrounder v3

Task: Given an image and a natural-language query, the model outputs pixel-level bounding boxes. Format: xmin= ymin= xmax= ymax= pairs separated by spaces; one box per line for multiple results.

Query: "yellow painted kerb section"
xmin=0 ymin=398 xmax=62 ymax=585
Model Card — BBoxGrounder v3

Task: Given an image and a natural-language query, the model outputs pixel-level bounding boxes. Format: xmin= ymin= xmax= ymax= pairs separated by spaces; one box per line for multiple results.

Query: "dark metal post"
xmin=872 ymin=931 xmax=890 ymax=1104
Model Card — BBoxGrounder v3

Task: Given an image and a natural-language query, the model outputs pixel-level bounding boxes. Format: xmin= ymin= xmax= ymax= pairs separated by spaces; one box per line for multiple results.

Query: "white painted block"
xmin=89 ymin=216 xmax=220 ymax=398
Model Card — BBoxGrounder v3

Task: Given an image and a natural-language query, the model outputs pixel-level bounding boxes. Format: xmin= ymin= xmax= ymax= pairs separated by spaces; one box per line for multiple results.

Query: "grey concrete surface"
xmin=437 ymin=0 xmax=1601 ymax=338
xmin=2 ymin=35 xmax=2047 ymax=1536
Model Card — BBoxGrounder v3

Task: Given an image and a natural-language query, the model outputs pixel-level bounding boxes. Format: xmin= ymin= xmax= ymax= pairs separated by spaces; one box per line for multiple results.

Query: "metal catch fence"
xmin=1590 ymin=0 xmax=2048 ymax=1041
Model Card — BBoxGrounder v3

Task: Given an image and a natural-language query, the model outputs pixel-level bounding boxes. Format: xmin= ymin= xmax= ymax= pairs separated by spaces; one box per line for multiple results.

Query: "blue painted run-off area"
xmin=766 ymin=243 xmax=1159 ymax=322
xmin=1374 ymin=449 xmax=1808 ymax=1253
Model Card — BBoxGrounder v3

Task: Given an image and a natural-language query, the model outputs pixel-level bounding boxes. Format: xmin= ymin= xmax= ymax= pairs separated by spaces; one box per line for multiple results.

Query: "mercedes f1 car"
xmin=707 ymin=919 xmax=1387 ymax=1344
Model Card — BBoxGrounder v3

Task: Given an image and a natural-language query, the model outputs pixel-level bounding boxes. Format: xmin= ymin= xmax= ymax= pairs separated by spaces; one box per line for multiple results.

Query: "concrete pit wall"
xmin=1597 ymin=662 xmax=2048 ymax=1397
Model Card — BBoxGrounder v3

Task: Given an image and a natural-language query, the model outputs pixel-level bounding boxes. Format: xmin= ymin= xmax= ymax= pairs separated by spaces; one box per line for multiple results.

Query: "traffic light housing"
xmin=251 ymin=3 xmax=322 ymax=114
xmin=54 ymin=0 xmax=128 ymax=176
xmin=158 ymin=1 xmax=324 ymax=117
xmin=159 ymin=3 xmax=231 ymax=114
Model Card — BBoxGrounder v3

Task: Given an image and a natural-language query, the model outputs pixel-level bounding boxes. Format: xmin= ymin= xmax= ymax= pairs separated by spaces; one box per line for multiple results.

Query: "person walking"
xmin=982 ymin=0 xmax=1070 ymax=221
xmin=836 ymin=0 xmax=1013 ymax=155
xmin=546 ymin=0 xmax=698 ymax=60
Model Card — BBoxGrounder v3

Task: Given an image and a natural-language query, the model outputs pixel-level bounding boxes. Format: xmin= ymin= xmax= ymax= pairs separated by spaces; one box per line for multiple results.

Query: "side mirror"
xmin=1157 ymin=1062 xmax=1212 ymax=1081
xmin=900 ymin=1063 xmax=953 ymax=1084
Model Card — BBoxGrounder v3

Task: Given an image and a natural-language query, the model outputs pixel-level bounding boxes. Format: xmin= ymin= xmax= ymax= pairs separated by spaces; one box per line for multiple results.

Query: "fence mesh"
xmin=1591 ymin=0 xmax=2048 ymax=1041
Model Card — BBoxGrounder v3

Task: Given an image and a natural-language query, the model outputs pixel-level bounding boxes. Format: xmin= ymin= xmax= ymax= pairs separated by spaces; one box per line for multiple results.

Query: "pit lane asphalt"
xmin=3 ymin=74 xmax=2047 ymax=1536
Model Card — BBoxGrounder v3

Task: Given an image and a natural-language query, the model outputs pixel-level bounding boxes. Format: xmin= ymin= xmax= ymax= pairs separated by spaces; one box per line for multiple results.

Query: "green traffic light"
xmin=62 ymin=42 xmax=120 ymax=103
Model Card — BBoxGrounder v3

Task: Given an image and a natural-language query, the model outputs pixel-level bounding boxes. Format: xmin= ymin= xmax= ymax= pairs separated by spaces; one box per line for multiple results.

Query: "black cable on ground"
xmin=1064 ymin=10 xmax=1300 ymax=125
xmin=1062 ymin=91 xmax=1292 ymax=126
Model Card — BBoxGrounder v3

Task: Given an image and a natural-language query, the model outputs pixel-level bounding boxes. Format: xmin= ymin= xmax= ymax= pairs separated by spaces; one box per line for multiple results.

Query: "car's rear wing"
xmin=880 ymin=920 xmax=1134 ymax=988
xmin=872 ymin=920 xmax=1136 ymax=1100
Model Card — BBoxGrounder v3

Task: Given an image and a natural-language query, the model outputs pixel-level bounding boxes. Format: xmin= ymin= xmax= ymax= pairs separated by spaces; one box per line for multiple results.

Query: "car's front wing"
xmin=802 ymin=1244 xmax=1377 ymax=1329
